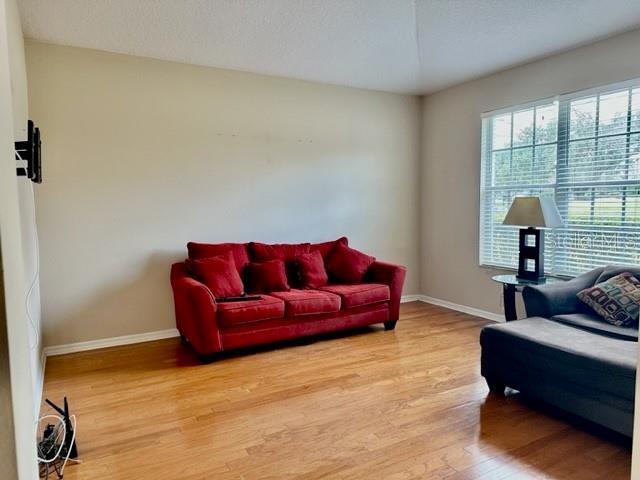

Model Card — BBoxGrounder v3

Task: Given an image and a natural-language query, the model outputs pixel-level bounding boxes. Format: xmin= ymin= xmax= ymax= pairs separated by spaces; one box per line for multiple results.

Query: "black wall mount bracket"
xmin=15 ymin=119 xmax=42 ymax=183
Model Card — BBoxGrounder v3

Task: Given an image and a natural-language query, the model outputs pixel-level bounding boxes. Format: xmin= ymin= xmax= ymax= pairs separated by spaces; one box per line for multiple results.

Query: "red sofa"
xmin=170 ymin=238 xmax=407 ymax=358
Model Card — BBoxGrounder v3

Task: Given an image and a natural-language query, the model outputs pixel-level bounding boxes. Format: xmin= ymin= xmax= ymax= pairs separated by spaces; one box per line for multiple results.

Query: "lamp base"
xmin=517 ymin=227 xmax=544 ymax=281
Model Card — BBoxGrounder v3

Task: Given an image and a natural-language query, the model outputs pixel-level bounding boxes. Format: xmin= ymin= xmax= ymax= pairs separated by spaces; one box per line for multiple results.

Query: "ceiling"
xmin=18 ymin=0 xmax=640 ymax=95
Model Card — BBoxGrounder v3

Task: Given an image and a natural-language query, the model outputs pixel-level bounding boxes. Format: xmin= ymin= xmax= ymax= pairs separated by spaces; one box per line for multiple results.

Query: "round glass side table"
xmin=491 ymin=274 xmax=564 ymax=321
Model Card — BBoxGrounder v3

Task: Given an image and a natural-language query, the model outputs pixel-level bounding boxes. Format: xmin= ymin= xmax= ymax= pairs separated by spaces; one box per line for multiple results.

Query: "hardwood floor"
xmin=41 ymin=302 xmax=631 ymax=479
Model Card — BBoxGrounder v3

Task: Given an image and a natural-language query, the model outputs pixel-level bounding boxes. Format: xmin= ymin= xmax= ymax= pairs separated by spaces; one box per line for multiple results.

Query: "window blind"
xmin=480 ymin=80 xmax=640 ymax=277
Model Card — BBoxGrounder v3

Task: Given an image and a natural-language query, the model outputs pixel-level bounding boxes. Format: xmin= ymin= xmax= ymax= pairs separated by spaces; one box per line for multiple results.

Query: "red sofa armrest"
xmin=366 ymin=261 xmax=407 ymax=321
xmin=170 ymin=262 xmax=223 ymax=355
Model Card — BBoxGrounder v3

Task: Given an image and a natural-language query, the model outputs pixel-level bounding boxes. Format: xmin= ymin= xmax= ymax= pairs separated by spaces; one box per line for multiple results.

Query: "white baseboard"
xmin=44 ymin=328 xmax=180 ymax=357
xmin=400 ymin=294 xmax=421 ymax=303
xmin=38 ymin=294 xmax=502 ymax=413
xmin=416 ymin=295 xmax=504 ymax=323
xmin=43 ymin=295 xmax=499 ymax=358
xmin=45 ymin=299 xmax=418 ymax=356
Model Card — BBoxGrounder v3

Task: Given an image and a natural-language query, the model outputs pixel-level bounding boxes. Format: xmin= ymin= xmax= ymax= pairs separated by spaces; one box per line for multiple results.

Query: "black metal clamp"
xmin=15 ymin=119 xmax=42 ymax=183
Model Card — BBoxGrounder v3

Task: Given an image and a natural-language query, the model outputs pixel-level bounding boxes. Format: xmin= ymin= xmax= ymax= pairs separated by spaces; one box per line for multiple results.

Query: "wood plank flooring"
xmin=41 ymin=302 xmax=631 ymax=479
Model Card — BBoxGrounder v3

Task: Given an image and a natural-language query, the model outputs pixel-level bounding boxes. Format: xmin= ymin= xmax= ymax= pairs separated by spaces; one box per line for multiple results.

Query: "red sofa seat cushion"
xmin=270 ymin=289 xmax=341 ymax=316
xmin=326 ymin=244 xmax=376 ymax=283
xmin=295 ymin=250 xmax=328 ymax=288
xmin=185 ymin=252 xmax=245 ymax=299
xmin=187 ymin=242 xmax=250 ymax=274
xmin=319 ymin=283 xmax=390 ymax=309
xmin=217 ymin=294 xmax=285 ymax=327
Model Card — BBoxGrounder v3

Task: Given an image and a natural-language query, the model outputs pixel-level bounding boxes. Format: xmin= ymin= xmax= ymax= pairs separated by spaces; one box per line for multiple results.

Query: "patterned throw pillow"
xmin=577 ymin=273 xmax=640 ymax=327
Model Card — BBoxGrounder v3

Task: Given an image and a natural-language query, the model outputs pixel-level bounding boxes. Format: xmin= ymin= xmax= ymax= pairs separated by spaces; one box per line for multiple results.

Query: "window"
xmin=480 ymin=80 xmax=640 ymax=277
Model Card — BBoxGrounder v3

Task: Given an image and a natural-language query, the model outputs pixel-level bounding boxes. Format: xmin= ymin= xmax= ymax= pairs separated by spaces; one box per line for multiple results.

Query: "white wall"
xmin=25 ymin=41 xmax=422 ymax=347
xmin=6 ymin=0 xmax=42 ymax=414
xmin=420 ymin=27 xmax=640 ymax=316
xmin=0 ymin=0 xmax=39 ymax=477
xmin=0 ymin=268 xmax=18 ymax=478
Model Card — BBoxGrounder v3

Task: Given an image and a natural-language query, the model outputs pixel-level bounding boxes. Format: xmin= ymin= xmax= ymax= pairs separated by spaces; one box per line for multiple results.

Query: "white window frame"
xmin=479 ymin=78 xmax=640 ymax=277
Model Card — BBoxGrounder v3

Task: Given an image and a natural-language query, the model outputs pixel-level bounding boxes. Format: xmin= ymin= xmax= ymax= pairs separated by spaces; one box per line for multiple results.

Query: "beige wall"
xmin=18 ymin=18 xmax=640 ymax=478
xmin=26 ymin=41 xmax=422 ymax=346
xmin=0 ymin=0 xmax=39 ymax=478
xmin=420 ymin=27 xmax=640 ymax=316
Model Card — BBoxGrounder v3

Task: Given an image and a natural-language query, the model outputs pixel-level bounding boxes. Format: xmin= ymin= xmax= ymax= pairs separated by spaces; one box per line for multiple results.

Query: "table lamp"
xmin=502 ymin=196 xmax=563 ymax=281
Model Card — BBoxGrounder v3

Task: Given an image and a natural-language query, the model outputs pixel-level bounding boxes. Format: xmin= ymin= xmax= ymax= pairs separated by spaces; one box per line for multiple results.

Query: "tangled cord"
xmin=37 ymin=413 xmax=79 ymax=479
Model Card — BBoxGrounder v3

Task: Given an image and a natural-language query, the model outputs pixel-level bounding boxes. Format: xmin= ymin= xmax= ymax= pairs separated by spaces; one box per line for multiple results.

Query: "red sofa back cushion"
xmin=187 ymin=242 xmax=249 ymax=274
xmin=327 ymin=243 xmax=376 ymax=284
xmin=295 ymin=250 xmax=328 ymax=288
xmin=185 ymin=252 xmax=245 ymax=298
xmin=250 ymin=242 xmax=311 ymax=287
xmin=310 ymin=236 xmax=348 ymax=261
xmin=250 ymin=242 xmax=311 ymax=262
xmin=246 ymin=260 xmax=290 ymax=293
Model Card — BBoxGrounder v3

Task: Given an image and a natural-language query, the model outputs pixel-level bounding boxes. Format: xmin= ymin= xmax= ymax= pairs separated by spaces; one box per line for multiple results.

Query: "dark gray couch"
xmin=480 ymin=265 xmax=639 ymax=437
